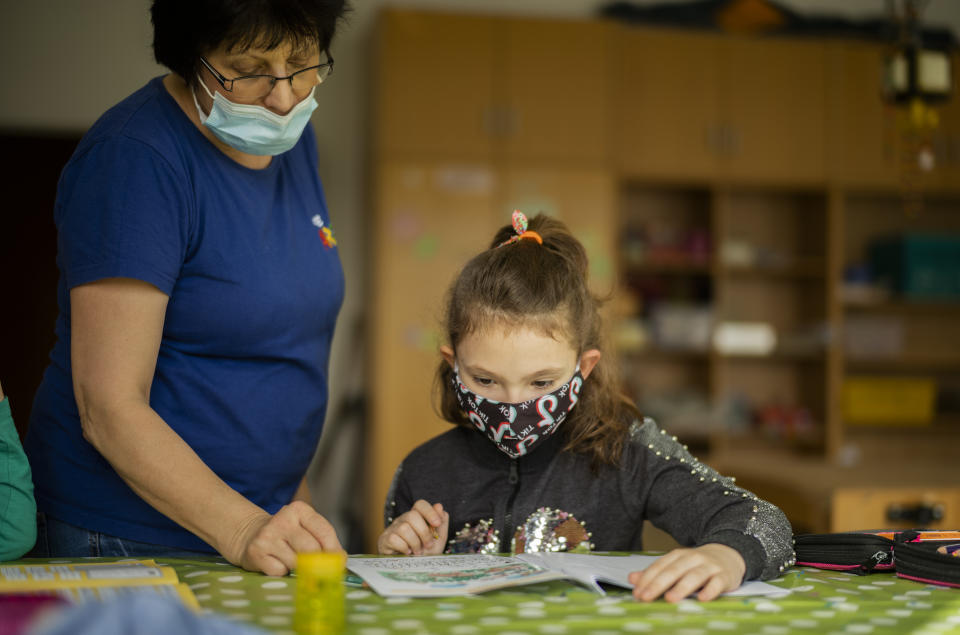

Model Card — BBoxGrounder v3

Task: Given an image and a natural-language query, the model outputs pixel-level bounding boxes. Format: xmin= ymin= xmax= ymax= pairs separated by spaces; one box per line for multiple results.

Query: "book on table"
xmin=0 ymin=560 xmax=199 ymax=608
xmin=346 ymin=552 xmax=789 ymax=598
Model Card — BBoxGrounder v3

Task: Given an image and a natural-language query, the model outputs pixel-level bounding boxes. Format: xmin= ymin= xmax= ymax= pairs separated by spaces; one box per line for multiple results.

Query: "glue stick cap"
xmin=297 ymin=552 xmax=346 ymax=575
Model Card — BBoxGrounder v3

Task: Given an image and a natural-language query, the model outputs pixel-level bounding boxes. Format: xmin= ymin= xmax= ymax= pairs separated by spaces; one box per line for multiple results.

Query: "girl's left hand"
xmin=628 ymin=543 xmax=746 ymax=602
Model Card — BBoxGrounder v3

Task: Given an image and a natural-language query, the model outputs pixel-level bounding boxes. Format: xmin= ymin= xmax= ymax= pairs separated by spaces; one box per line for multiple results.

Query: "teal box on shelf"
xmin=870 ymin=234 xmax=960 ymax=300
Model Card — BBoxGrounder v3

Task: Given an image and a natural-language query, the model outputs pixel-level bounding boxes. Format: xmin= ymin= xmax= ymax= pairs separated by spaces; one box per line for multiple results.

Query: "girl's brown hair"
xmin=434 ymin=213 xmax=640 ymax=466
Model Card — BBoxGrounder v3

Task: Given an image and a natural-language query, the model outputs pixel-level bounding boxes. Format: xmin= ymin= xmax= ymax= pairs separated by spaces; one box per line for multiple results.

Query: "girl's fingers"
xmin=403 ymin=510 xmax=440 ymax=550
xmin=696 ymin=574 xmax=728 ymax=602
xmin=663 ymin=568 xmax=710 ymax=603
xmin=386 ymin=532 xmax=412 ymax=555
xmin=633 ymin=551 xmax=703 ymax=602
xmin=412 ymin=499 xmax=444 ymax=530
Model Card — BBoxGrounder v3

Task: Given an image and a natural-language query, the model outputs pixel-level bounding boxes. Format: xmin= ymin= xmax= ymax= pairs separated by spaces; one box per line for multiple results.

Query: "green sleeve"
xmin=0 ymin=398 xmax=37 ymax=560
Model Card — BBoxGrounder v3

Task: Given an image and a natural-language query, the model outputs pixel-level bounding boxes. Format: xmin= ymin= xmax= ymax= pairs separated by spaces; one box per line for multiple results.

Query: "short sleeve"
xmin=0 ymin=399 xmax=36 ymax=560
xmin=56 ymin=135 xmax=193 ymax=295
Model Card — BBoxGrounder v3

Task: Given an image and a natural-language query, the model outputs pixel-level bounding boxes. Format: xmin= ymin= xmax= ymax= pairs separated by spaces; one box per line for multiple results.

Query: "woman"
xmin=25 ymin=0 xmax=350 ymax=576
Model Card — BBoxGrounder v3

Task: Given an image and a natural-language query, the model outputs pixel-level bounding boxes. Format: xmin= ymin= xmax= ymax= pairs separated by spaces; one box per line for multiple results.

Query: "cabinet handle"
xmin=503 ymin=108 xmax=519 ymax=137
xmin=483 ymin=106 xmax=500 ymax=137
xmin=886 ymin=502 xmax=944 ymax=526
xmin=705 ymin=125 xmax=722 ymax=155
xmin=727 ymin=126 xmax=741 ymax=157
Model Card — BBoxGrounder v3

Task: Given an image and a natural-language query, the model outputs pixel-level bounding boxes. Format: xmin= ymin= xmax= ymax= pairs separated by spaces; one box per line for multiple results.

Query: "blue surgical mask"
xmin=192 ymin=78 xmax=318 ymax=156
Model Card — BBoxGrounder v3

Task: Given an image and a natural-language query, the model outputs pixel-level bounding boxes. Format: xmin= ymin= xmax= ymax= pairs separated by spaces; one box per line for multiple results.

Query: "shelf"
xmin=720 ymin=260 xmax=825 ymax=279
xmin=624 ymin=348 xmax=825 ymax=363
xmin=624 ymin=261 xmax=711 ymax=275
xmin=845 ymin=417 xmax=960 ymax=433
xmin=844 ymin=300 xmax=960 ymax=315
xmin=623 ymin=348 xmax=710 ymax=361
xmin=846 ymin=355 xmax=960 ymax=372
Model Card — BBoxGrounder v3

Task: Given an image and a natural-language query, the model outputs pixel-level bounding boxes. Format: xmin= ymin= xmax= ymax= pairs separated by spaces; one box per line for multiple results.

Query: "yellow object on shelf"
xmin=843 ymin=376 xmax=936 ymax=425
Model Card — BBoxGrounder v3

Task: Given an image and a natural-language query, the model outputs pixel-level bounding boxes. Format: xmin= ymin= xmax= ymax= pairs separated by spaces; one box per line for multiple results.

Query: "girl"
xmin=378 ymin=212 xmax=795 ymax=602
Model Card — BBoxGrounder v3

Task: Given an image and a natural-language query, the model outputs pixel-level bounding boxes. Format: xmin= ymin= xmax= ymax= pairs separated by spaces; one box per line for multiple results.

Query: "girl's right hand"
xmin=377 ymin=500 xmax=449 ymax=555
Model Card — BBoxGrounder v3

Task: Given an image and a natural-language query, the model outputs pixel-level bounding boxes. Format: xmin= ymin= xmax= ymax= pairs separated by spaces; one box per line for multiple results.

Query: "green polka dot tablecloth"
xmin=10 ymin=557 xmax=960 ymax=634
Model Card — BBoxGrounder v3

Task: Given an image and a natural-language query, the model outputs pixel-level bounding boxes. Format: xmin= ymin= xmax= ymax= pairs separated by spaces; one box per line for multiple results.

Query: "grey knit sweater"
xmin=384 ymin=417 xmax=795 ymax=580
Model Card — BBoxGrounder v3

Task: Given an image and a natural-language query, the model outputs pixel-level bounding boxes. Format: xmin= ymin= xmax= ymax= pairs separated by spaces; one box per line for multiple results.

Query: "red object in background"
xmin=0 ymin=593 xmax=68 ymax=635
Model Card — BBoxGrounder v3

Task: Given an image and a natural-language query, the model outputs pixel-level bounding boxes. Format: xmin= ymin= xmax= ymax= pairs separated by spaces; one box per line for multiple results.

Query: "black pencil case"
xmin=894 ymin=539 xmax=960 ymax=588
xmin=793 ymin=531 xmax=896 ymax=574
xmin=794 ymin=530 xmax=960 ymax=586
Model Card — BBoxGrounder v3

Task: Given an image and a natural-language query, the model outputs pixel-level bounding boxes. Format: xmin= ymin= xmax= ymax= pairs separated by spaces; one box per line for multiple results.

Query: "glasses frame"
xmin=199 ymin=52 xmax=334 ymax=97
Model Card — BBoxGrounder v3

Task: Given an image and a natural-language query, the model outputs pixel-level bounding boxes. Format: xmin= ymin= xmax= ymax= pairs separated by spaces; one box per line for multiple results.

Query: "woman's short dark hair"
xmin=151 ymin=0 xmax=349 ymax=84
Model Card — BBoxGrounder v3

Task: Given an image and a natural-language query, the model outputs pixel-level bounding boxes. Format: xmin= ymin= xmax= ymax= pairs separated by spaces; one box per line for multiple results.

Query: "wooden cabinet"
xmin=614 ymin=27 xmax=720 ymax=180
xmin=368 ymin=8 xmax=960 ymax=548
xmin=501 ymin=19 xmax=611 ymax=164
xmin=376 ymin=11 xmax=497 ymax=160
xmin=614 ymin=27 xmax=826 ymax=184
xmin=827 ymin=42 xmax=901 ymax=187
xmin=720 ymin=37 xmax=827 ymax=184
xmin=376 ymin=9 xmax=611 ymax=165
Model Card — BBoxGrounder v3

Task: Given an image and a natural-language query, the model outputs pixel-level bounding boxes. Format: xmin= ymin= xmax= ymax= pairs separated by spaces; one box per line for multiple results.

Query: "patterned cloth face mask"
xmin=452 ymin=363 xmax=584 ymax=458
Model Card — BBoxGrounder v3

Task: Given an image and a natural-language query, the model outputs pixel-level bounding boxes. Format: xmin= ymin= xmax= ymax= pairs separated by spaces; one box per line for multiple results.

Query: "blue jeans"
xmin=29 ymin=513 xmax=216 ymax=559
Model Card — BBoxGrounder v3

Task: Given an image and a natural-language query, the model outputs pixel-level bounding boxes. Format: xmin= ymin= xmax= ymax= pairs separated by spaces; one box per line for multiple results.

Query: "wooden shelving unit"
xmin=369 ymin=9 xmax=960 ymax=544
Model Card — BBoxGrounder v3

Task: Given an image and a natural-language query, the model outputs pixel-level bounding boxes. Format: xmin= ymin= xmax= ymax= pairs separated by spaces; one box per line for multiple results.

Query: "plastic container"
xmin=294 ymin=552 xmax=346 ymax=634
xmin=843 ymin=376 xmax=936 ymax=425
xmin=870 ymin=234 xmax=960 ymax=300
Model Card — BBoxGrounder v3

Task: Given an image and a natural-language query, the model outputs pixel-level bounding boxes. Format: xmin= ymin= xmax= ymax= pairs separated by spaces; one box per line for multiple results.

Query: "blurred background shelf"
xmin=368 ymin=7 xmax=960 ymax=545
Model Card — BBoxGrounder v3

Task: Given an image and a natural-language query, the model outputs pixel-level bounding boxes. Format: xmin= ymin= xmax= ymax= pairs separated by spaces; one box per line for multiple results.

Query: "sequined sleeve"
xmin=628 ymin=417 xmax=796 ymax=580
xmin=382 ymin=463 xmax=412 ymax=529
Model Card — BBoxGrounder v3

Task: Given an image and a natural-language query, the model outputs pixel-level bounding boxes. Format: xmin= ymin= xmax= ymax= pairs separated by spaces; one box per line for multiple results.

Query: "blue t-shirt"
xmin=25 ymin=77 xmax=345 ymax=552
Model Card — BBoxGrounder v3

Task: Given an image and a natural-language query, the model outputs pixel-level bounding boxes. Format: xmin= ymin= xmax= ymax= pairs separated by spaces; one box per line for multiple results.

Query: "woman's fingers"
xmin=237 ymin=503 xmax=345 ymax=575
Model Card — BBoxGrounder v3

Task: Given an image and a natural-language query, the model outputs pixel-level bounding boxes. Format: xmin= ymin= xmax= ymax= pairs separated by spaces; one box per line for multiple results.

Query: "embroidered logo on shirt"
xmin=311 ymin=214 xmax=337 ymax=248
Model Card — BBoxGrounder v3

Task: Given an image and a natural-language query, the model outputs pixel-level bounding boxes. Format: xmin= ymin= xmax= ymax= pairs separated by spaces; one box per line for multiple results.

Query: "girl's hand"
xmin=377 ymin=500 xmax=449 ymax=555
xmin=628 ymin=543 xmax=746 ymax=602
xmin=227 ymin=501 xmax=343 ymax=576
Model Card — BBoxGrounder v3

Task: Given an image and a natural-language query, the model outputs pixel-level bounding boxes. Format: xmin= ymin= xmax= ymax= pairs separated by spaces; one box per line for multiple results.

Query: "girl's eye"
xmin=473 ymin=377 xmax=494 ymax=387
xmin=532 ymin=380 xmax=554 ymax=389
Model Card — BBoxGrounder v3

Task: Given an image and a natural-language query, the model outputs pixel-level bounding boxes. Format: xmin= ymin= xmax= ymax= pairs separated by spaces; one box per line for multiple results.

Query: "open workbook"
xmin=0 ymin=560 xmax=199 ymax=608
xmin=346 ymin=553 xmax=789 ymax=598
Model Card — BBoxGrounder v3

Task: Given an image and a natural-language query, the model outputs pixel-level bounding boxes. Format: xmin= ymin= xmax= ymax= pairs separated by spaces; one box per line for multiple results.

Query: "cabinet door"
xmin=930 ymin=52 xmax=960 ymax=190
xmin=827 ymin=42 xmax=901 ymax=187
xmin=503 ymin=19 xmax=611 ymax=165
xmin=613 ymin=27 xmax=720 ymax=180
xmin=720 ymin=37 xmax=827 ymax=184
xmin=377 ymin=10 xmax=496 ymax=160
xmin=368 ymin=161 xmax=500 ymax=547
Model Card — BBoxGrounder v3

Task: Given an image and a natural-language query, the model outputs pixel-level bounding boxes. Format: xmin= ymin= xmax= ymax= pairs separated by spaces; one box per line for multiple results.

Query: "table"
xmin=10 ymin=556 xmax=960 ymax=634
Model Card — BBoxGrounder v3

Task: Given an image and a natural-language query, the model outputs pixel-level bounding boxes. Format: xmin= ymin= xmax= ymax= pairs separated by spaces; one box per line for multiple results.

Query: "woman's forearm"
xmin=79 ymin=397 xmax=264 ymax=560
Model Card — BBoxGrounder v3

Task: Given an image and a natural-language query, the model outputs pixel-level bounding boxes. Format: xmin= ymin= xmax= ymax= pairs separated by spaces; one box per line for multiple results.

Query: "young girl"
xmin=378 ymin=211 xmax=795 ymax=602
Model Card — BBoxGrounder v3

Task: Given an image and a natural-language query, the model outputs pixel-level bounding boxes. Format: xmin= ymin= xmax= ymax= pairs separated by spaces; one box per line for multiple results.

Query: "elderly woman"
xmin=25 ymin=0 xmax=350 ymax=575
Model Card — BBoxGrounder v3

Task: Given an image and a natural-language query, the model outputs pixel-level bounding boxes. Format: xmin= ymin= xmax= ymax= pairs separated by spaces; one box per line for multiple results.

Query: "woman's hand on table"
xmin=378 ymin=499 xmax=449 ymax=556
xmin=628 ymin=543 xmax=746 ymax=602
xmin=226 ymin=501 xmax=343 ymax=576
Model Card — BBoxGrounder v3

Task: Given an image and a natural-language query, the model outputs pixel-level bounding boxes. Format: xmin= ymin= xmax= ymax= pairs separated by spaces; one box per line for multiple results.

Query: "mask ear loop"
xmin=191 ymin=75 xmax=214 ymax=124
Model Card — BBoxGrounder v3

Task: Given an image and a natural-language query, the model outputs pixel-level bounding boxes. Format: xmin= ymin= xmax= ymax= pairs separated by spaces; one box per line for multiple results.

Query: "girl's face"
xmin=441 ymin=325 xmax=601 ymax=404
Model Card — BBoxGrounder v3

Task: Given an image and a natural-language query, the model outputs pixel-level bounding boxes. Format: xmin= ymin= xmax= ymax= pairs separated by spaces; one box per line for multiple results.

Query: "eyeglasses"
xmin=199 ymin=53 xmax=334 ymax=100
